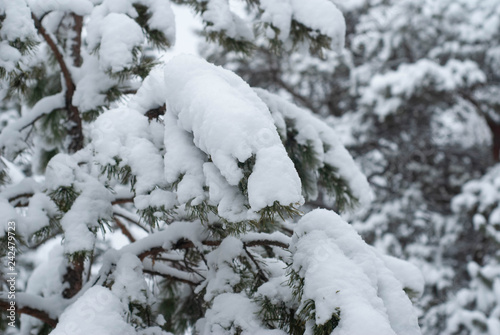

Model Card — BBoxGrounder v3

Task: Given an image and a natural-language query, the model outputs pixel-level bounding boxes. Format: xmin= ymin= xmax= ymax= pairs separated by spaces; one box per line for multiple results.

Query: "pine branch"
xmin=32 ymin=14 xmax=83 ymax=153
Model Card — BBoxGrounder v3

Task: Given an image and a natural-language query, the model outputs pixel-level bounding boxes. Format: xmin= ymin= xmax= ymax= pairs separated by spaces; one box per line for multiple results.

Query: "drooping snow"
xmin=290 ymin=209 xmax=422 ymax=335
xmin=91 ymin=107 xmax=165 ymax=195
xmin=201 ymin=0 xmax=253 ymax=41
xmin=163 ymin=55 xmax=303 ymax=213
xmin=260 ymin=0 xmax=346 ymax=50
xmin=255 ymin=88 xmax=373 ymax=206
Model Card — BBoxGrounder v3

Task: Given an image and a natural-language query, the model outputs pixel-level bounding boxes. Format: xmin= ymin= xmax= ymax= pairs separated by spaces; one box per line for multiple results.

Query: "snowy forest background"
xmin=1 ymin=0 xmax=499 ymax=334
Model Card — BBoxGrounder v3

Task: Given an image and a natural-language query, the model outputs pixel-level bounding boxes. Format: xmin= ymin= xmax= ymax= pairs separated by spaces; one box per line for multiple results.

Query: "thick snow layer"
xmin=92 ymin=107 xmax=165 ymax=195
xmin=200 ymin=237 xmax=244 ymax=301
xmin=50 ymin=286 xmax=137 ymax=335
xmin=199 ymin=293 xmax=286 ymax=335
xmin=0 ymin=0 xmax=37 ymax=42
xmin=88 ymin=12 xmax=144 ymax=72
xmin=111 ymin=253 xmax=152 ymax=306
xmin=260 ymin=0 xmax=345 ymax=50
xmin=201 ymin=0 xmax=253 ymax=41
xmin=45 ymin=153 xmax=114 ymax=254
xmin=72 ymin=56 xmax=116 ymax=111
xmin=255 ymin=88 xmax=373 ymax=207
xmin=382 ymin=255 xmax=425 ymax=299
xmin=163 ymin=55 xmax=303 ymax=212
xmin=291 ymin=209 xmax=421 ymax=335
xmin=129 ymin=66 xmax=168 ymax=114
xmin=27 ymin=0 xmax=93 ymax=17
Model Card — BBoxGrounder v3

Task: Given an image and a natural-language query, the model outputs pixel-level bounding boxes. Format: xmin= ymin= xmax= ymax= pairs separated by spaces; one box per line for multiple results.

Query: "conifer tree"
xmin=0 ymin=1 xmax=422 ymax=334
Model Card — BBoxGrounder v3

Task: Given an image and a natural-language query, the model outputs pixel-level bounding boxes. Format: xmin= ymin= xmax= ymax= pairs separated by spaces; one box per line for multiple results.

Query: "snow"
xmin=88 ymin=12 xmax=144 ymax=72
xmin=200 ymin=236 xmax=244 ymax=301
xmin=50 ymin=286 xmax=137 ymax=335
xmin=163 ymin=55 xmax=303 ymax=213
xmin=111 ymin=253 xmax=152 ymax=307
xmin=72 ymin=56 xmax=116 ymax=112
xmin=255 ymin=88 xmax=373 ymax=206
xmin=0 ymin=0 xmax=37 ymax=42
xmin=27 ymin=0 xmax=93 ymax=17
xmin=92 ymin=107 xmax=165 ymax=195
xmin=138 ymin=0 xmax=176 ymax=46
xmin=290 ymin=209 xmax=421 ymax=335
xmin=201 ymin=0 xmax=253 ymax=41
xmin=199 ymin=293 xmax=286 ymax=335
xmin=260 ymin=0 xmax=345 ymax=50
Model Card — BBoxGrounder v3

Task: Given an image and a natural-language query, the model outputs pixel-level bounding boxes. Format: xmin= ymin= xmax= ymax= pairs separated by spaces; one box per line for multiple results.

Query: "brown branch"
xmin=0 ymin=300 xmax=58 ymax=328
xmin=145 ymin=104 xmax=166 ymax=121
xmin=243 ymin=245 xmax=268 ymax=282
xmin=112 ymin=197 xmax=134 ymax=205
xmin=8 ymin=192 xmax=33 ymax=207
xmin=71 ymin=14 xmax=83 ymax=67
xmin=62 ymin=254 xmax=85 ymax=299
xmin=113 ymin=211 xmax=149 ymax=232
xmin=114 ymin=217 xmax=136 ymax=242
xmin=32 ymin=14 xmax=83 ymax=153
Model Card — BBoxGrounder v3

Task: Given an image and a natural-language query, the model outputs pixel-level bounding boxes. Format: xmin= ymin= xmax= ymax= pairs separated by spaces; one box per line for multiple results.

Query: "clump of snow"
xmin=91 ymin=107 xmax=165 ymax=195
xmin=201 ymin=0 xmax=253 ymax=41
xmin=198 ymin=293 xmax=286 ymax=335
xmin=111 ymin=253 xmax=153 ymax=309
xmin=255 ymin=88 xmax=372 ymax=207
xmin=260 ymin=0 xmax=345 ymax=50
xmin=198 ymin=236 xmax=244 ymax=301
xmin=290 ymin=209 xmax=421 ymax=335
xmin=0 ymin=0 xmax=37 ymax=42
xmin=50 ymin=286 xmax=137 ymax=335
xmin=45 ymin=153 xmax=114 ymax=254
xmin=87 ymin=12 xmax=144 ymax=72
xmin=163 ymin=55 xmax=303 ymax=213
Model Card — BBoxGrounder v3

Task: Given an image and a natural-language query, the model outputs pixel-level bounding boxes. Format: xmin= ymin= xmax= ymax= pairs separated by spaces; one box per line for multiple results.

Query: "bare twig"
xmin=113 ymin=217 xmax=136 ymax=242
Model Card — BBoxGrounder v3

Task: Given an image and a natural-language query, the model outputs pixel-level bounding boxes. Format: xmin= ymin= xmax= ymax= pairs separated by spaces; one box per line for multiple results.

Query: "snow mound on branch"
xmin=201 ymin=0 xmax=253 ymax=41
xmin=50 ymin=286 xmax=136 ymax=335
xmin=198 ymin=293 xmax=286 ymax=335
xmin=27 ymin=0 xmax=93 ymax=17
xmin=163 ymin=55 xmax=303 ymax=212
xmin=290 ymin=209 xmax=422 ymax=335
xmin=260 ymin=0 xmax=346 ymax=50
xmin=91 ymin=107 xmax=166 ymax=196
xmin=86 ymin=0 xmax=175 ymax=72
xmin=255 ymin=88 xmax=373 ymax=207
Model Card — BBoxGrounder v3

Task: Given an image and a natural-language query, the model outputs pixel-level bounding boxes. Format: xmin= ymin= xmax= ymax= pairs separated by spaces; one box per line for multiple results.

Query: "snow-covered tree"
xmin=0 ymin=1 xmax=423 ymax=334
